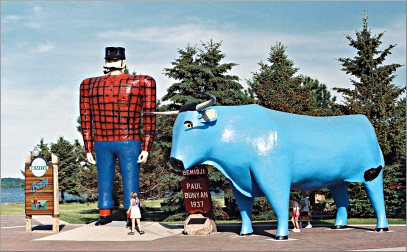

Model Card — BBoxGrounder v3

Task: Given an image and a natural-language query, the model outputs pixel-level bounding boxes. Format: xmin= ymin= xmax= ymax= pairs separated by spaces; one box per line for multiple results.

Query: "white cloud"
xmin=2 ymin=5 xmax=44 ymax=30
xmin=31 ymin=42 xmax=56 ymax=53
xmin=3 ymin=15 xmax=24 ymax=23
xmin=24 ymin=21 xmax=42 ymax=29
xmin=21 ymin=5 xmax=44 ymax=29
xmin=1 ymin=82 xmax=82 ymax=178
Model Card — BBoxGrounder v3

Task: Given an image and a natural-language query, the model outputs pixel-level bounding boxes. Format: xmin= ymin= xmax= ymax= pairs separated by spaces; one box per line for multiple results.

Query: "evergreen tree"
xmin=38 ymin=138 xmax=52 ymax=161
xmin=159 ymin=40 xmax=250 ymax=217
xmin=50 ymin=137 xmax=81 ymax=203
xmin=334 ymin=15 xmax=405 ymax=159
xmin=162 ymin=45 xmax=200 ymax=108
xmin=74 ymin=139 xmax=98 ymax=202
xmin=248 ymin=42 xmax=314 ymax=114
xmin=302 ymin=76 xmax=340 ymax=116
xmin=334 ymin=14 xmax=405 ymax=217
xmin=196 ymin=40 xmax=249 ymax=105
xmin=163 ymin=40 xmax=250 ymax=107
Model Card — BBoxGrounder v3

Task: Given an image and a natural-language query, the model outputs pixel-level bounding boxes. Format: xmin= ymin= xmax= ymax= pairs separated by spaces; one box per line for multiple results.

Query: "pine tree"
xmin=50 ymin=137 xmax=81 ymax=203
xmin=163 ymin=40 xmax=250 ymax=107
xmin=248 ymin=42 xmax=314 ymax=114
xmin=38 ymin=138 xmax=52 ymax=161
xmin=196 ymin=40 xmax=249 ymax=105
xmin=159 ymin=40 xmax=250 ymax=217
xmin=334 ymin=14 xmax=406 ymax=217
xmin=162 ymin=45 xmax=200 ymax=108
xmin=302 ymin=76 xmax=340 ymax=116
xmin=334 ymin=14 xmax=405 ymax=159
xmin=74 ymin=139 xmax=98 ymax=202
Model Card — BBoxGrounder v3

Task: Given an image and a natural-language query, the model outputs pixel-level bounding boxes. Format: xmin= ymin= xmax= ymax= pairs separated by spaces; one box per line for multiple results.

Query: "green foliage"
xmin=247 ymin=42 xmax=341 ymax=117
xmin=212 ymin=198 xmax=229 ymax=220
xmin=158 ymin=40 xmax=251 ymax=215
xmin=331 ymin=14 xmax=406 ymax=218
xmin=348 ymin=183 xmax=375 ymax=218
xmin=139 ymin=105 xmax=177 ymax=200
xmin=382 ymin=164 xmax=406 ymax=217
xmin=160 ymin=191 xmax=185 ymax=214
xmin=163 ymin=40 xmax=251 ymax=107
xmin=252 ymin=197 xmax=276 ymax=221
xmin=38 ymin=138 xmax=52 ymax=161
xmin=1 ymin=178 xmax=24 ymax=188
xmin=49 ymin=137 xmax=82 ymax=203
xmin=334 ymin=15 xmax=405 ymax=161
xmin=302 ymin=76 xmax=341 ymax=116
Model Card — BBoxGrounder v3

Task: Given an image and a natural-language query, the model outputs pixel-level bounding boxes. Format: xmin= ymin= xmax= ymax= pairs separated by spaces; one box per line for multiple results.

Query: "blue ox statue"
xmin=152 ymin=93 xmax=389 ymax=240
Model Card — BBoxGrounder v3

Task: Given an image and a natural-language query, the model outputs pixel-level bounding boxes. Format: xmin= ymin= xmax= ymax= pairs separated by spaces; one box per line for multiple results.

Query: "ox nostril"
xmin=170 ymin=158 xmax=184 ymax=170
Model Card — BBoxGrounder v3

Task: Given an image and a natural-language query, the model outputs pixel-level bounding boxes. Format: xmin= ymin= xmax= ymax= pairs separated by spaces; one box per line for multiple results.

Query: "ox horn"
xmin=195 ymin=92 xmax=216 ymax=111
xmin=142 ymin=92 xmax=216 ymax=115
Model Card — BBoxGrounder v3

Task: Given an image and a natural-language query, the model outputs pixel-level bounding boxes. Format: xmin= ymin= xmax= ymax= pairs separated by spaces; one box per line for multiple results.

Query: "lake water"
xmin=1 ymin=188 xmax=81 ymax=203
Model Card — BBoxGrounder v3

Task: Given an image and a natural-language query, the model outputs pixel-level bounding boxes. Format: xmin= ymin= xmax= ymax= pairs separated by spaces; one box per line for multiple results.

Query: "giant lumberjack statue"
xmin=79 ymin=47 xmax=156 ymax=225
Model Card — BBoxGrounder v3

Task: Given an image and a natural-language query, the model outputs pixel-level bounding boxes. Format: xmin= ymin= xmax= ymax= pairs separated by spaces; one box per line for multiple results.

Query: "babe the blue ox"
xmin=152 ymin=93 xmax=389 ymax=240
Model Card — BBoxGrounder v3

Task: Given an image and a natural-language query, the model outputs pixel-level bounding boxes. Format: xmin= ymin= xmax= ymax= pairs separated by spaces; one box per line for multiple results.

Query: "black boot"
xmin=126 ymin=218 xmax=131 ymax=228
xmin=95 ymin=215 xmax=112 ymax=226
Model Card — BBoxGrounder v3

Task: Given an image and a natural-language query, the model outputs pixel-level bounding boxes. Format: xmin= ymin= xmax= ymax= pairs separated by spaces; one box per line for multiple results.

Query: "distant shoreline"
xmin=1 ymin=178 xmax=25 ymax=189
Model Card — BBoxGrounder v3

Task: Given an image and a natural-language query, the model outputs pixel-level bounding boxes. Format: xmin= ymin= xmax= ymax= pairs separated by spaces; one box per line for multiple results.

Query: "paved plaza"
xmin=1 ymin=215 xmax=405 ymax=251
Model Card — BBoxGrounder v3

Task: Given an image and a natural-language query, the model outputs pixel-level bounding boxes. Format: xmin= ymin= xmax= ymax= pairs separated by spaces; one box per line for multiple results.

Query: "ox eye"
xmin=184 ymin=121 xmax=193 ymax=128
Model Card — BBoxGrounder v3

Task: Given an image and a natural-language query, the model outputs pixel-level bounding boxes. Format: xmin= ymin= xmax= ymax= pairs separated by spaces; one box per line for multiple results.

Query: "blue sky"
xmin=1 ymin=1 xmax=406 ymax=178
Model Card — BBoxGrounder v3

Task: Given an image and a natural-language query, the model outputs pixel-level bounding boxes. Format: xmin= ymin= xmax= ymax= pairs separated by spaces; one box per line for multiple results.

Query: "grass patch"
xmin=0 ymin=203 xmax=25 ymax=215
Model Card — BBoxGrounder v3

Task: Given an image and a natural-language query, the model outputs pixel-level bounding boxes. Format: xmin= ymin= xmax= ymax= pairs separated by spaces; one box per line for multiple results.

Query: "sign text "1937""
xmin=190 ymin=201 xmax=204 ymax=208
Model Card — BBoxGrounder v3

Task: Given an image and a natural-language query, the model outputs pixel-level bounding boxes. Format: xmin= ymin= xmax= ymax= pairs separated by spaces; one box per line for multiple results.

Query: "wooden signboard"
xmin=25 ymin=156 xmax=54 ymax=215
xmin=25 ymin=153 xmax=59 ymax=232
xmin=181 ymin=166 xmax=212 ymax=214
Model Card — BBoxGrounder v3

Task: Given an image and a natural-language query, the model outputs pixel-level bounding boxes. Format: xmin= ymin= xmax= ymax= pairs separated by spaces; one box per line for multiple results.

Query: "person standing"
xmin=300 ymin=191 xmax=312 ymax=228
xmin=126 ymin=192 xmax=144 ymax=235
xmin=291 ymin=196 xmax=301 ymax=232
xmin=79 ymin=47 xmax=156 ymax=226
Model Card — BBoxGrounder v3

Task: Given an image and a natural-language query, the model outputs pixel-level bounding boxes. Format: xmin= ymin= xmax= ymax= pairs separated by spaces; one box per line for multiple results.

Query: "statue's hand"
xmin=87 ymin=153 xmax=96 ymax=165
xmin=137 ymin=151 xmax=149 ymax=164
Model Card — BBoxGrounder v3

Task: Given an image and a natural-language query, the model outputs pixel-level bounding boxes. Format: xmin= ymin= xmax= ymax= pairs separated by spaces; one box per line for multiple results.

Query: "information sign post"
xmin=25 ymin=150 xmax=59 ymax=233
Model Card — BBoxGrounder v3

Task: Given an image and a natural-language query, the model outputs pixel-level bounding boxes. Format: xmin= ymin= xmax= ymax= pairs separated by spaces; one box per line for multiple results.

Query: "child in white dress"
xmin=126 ymin=192 xmax=144 ymax=235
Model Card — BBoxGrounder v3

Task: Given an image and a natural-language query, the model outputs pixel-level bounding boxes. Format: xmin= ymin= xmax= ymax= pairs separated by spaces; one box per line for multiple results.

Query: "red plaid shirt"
xmin=80 ymin=74 xmax=156 ymax=153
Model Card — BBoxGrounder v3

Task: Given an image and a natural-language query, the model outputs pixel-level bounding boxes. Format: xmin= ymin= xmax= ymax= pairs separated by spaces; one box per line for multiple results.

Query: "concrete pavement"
xmin=36 ymin=221 xmax=183 ymax=241
xmin=1 ymin=216 xmax=405 ymax=251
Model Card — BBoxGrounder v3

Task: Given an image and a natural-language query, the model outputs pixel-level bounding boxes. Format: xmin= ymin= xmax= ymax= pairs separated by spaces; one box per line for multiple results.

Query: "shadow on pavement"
xmin=32 ymin=224 xmax=66 ymax=232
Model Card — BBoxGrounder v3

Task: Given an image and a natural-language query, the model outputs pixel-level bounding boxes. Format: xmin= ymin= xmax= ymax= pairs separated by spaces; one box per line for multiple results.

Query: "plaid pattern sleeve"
xmin=79 ymin=74 xmax=156 ymax=154
xmin=79 ymin=78 xmax=94 ymax=153
xmin=141 ymin=77 xmax=157 ymax=152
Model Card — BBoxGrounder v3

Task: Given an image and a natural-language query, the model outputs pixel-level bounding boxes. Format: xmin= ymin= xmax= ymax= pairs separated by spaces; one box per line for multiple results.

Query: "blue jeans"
xmin=94 ymin=140 xmax=141 ymax=210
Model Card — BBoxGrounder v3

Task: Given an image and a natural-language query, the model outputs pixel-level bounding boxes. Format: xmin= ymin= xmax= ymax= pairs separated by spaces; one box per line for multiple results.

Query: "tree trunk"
xmin=61 ymin=190 xmax=65 ymax=204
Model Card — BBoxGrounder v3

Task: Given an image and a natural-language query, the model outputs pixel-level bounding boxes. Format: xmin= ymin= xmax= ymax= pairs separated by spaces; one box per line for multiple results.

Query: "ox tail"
xmin=364 ymin=166 xmax=382 ymax=182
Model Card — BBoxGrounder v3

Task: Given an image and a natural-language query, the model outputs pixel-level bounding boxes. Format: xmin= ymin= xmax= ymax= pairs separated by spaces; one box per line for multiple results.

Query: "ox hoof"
xmin=275 ymin=235 xmax=288 ymax=240
xmin=240 ymin=233 xmax=253 ymax=236
xmin=332 ymin=225 xmax=347 ymax=230
xmin=375 ymin=227 xmax=389 ymax=232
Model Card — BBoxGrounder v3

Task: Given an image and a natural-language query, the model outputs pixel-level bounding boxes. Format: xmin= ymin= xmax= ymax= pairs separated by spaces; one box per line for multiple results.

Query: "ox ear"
xmin=200 ymin=109 xmax=217 ymax=123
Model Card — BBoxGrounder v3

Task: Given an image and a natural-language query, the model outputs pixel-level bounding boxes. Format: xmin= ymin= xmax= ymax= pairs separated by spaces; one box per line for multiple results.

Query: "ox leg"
xmin=363 ymin=171 xmax=389 ymax=231
xmin=260 ymin=184 xmax=290 ymax=240
xmin=329 ymin=183 xmax=349 ymax=229
xmin=250 ymin=164 xmax=290 ymax=239
xmin=230 ymin=182 xmax=254 ymax=235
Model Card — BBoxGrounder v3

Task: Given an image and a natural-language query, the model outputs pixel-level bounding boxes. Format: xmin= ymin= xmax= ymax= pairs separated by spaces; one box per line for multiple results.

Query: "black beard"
xmin=103 ymin=67 xmax=124 ymax=74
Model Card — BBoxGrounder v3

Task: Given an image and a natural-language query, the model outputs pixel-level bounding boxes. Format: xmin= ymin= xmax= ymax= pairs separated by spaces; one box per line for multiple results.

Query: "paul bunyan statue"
xmin=79 ymin=47 xmax=156 ymax=226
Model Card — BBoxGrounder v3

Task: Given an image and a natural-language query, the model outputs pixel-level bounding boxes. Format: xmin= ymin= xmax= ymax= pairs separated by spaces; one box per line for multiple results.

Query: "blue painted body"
xmin=171 ymin=104 xmax=388 ymax=238
xmin=94 ymin=140 xmax=141 ymax=210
